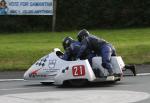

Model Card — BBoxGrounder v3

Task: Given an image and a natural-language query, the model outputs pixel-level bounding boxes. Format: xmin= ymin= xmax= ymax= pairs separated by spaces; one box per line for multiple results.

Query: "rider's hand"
xmin=76 ymin=58 xmax=80 ymax=60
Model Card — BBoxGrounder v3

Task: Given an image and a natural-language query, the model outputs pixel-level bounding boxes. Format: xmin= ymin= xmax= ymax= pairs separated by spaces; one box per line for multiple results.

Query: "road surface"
xmin=0 ymin=64 xmax=150 ymax=103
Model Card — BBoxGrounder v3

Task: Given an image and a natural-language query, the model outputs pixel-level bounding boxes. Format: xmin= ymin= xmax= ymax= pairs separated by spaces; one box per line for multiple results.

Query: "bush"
xmin=0 ymin=0 xmax=150 ymax=32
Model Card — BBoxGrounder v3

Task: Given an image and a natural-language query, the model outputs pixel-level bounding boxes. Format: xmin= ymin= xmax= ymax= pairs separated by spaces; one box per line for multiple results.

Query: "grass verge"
xmin=0 ymin=28 xmax=150 ymax=71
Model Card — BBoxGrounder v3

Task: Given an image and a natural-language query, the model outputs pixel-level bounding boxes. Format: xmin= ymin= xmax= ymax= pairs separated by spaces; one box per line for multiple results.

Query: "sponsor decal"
xmin=72 ymin=65 xmax=85 ymax=76
xmin=30 ymin=68 xmax=41 ymax=75
xmin=48 ymin=74 xmax=57 ymax=77
xmin=29 ymin=74 xmax=47 ymax=78
xmin=29 ymin=68 xmax=58 ymax=78
xmin=43 ymin=68 xmax=59 ymax=73
xmin=29 ymin=68 xmax=47 ymax=78
xmin=48 ymin=60 xmax=57 ymax=69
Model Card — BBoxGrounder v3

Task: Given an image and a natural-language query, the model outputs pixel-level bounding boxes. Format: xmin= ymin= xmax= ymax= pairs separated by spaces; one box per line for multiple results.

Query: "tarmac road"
xmin=0 ymin=64 xmax=150 ymax=103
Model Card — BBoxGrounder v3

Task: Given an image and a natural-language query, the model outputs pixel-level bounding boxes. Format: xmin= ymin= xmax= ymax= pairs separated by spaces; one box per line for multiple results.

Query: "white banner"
xmin=0 ymin=0 xmax=53 ymax=15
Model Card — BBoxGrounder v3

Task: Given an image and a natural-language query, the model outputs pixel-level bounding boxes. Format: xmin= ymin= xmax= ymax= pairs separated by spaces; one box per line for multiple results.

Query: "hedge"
xmin=0 ymin=0 xmax=150 ymax=32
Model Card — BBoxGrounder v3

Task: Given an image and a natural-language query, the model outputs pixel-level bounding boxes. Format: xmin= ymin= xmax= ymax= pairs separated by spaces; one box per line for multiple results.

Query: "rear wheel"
xmin=40 ymin=82 xmax=53 ymax=85
xmin=68 ymin=79 xmax=88 ymax=87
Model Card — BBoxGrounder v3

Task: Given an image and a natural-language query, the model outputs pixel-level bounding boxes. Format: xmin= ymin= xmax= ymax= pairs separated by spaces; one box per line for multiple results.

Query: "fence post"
xmin=52 ymin=0 xmax=57 ymax=32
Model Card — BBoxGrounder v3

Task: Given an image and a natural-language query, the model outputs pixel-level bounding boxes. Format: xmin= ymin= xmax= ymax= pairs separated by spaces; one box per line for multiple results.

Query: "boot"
xmin=130 ymin=65 xmax=136 ymax=76
xmin=93 ymin=69 xmax=100 ymax=77
xmin=108 ymin=69 xmax=114 ymax=76
xmin=93 ymin=68 xmax=105 ymax=78
xmin=125 ymin=65 xmax=136 ymax=76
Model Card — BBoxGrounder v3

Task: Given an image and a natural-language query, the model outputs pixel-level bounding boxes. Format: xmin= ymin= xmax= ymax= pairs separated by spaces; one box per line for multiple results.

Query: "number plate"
xmin=72 ymin=65 xmax=85 ymax=76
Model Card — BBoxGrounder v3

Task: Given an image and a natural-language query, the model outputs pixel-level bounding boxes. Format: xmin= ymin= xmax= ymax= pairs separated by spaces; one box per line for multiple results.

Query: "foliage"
xmin=0 ymin=0 xmax=150 ymax=32
xmin=0 ymin=28 xmax=150 ymax=71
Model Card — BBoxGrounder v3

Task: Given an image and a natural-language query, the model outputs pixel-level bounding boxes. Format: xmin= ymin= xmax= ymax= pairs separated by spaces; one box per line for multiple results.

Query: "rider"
xmin=76 ymin=29 xmax=116 ymax=76
xmin=62 ymin=36 xmax=85 ymax=61
xmin=62 ymin=36 xmax=95 ymax=65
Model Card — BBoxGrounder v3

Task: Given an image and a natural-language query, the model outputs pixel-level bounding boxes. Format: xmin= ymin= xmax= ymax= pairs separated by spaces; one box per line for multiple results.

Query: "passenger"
xmin=76 ymin=29 xmax=116 ymax=76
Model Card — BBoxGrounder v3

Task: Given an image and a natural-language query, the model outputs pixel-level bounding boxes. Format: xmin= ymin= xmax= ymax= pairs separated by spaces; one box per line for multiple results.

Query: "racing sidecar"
xmin=24 ymin=48 xmax=125 ymax=86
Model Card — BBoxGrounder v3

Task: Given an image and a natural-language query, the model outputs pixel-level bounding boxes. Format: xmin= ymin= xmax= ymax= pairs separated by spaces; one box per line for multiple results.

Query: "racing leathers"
xmin=62 ymin=41 xmax=81 ymax=61
xmin=62 ymin=41 xmax=95 ymax=64
xmin=77 ymin=34 xmax=116 ymax=75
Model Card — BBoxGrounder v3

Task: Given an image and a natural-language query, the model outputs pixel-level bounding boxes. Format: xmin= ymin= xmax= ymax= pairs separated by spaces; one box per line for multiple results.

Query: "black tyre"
xmin=40 ymin=82 xmax=53 ymax=85
xmin=68 ymin=79 xmax=88 ymax=87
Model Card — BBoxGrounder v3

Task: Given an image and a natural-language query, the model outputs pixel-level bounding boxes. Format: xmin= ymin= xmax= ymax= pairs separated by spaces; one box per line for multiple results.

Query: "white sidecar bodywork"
xmin=24 ymin=48 xmax=125 ymax=86
xmin=24 ymin=48 xmax=73 ymax=83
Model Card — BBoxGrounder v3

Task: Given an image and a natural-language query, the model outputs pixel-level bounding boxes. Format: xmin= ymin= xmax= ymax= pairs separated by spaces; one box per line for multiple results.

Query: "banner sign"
xmin=0 ymin=0 xmax=53 ymax=15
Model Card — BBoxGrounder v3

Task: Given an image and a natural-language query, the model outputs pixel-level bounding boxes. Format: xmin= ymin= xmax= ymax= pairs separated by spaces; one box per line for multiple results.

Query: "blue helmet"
xmin=62 ymin=36 xmax=73 ymax=50
xmin=77 ymin=29 xmax=89 ymax=42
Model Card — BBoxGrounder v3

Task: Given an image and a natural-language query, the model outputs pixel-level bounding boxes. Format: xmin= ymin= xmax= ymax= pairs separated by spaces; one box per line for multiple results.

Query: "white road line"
xmin=137 ymin=73 xmax=150 ymax=76
xmin=0 ymin=88 xmax=30 ymax=91
xmin=0 ymin=87 xmax=45 ymax=91
xmin=0 ymin=90 xmax=149 ymax=103
xmin=0 ymin=79 xmax=24 ymax=82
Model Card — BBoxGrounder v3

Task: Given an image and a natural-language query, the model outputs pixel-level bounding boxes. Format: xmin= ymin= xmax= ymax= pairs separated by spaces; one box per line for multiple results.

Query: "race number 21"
xmin=72 ymin=65 xmax=85 ymax=76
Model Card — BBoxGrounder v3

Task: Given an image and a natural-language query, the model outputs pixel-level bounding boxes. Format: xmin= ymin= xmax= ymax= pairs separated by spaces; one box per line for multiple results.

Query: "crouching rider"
xmin=76 ymin=29 xmax=116 ymax=76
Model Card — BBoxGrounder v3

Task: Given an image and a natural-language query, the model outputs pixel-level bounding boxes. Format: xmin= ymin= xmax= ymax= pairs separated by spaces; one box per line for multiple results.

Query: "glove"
xmin=76 ymin=58 xmax=80 ymax=61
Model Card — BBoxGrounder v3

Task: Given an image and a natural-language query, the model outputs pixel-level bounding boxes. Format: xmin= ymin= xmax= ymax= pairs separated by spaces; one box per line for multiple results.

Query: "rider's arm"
xmin=76 ymin=39 xmax=88 ymax=59
xmin=61 ymin=47 xmax=71 ymax=60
